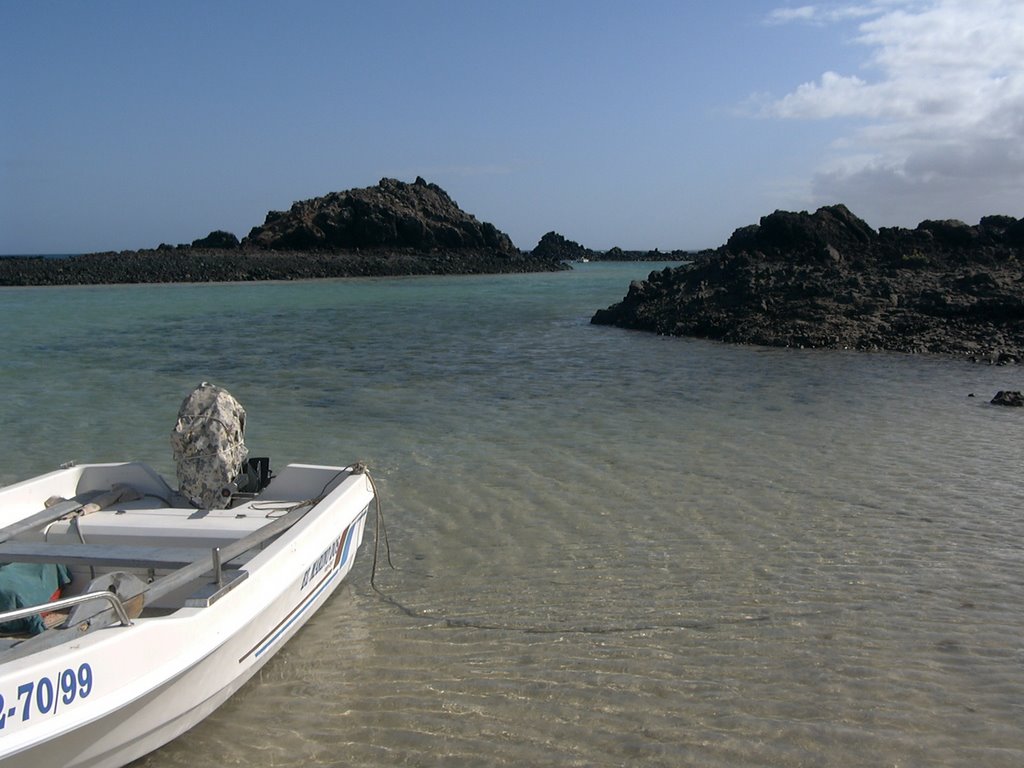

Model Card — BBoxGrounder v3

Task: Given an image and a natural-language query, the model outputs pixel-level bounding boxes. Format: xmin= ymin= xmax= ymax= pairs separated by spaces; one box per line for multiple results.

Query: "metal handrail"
xmin=0 ymin=589 xmax=134 ymax=629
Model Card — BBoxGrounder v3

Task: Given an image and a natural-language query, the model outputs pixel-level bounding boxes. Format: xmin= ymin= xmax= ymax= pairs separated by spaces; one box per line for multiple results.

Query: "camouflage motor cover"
xmin=170 ymin=382 xmax=249 ymax=509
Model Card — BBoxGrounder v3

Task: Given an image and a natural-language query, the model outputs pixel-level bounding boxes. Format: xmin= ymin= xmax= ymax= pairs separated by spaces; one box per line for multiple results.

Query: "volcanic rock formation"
xmin=243 ymin=177 xmax=515 ymax=253
xmin=0 ymin=178 xmax=563 ymax=284
xmin=592 ymin=205 xmax=1024 ymax=362
xmin=531 ymin=231 xmax=594 ymax=262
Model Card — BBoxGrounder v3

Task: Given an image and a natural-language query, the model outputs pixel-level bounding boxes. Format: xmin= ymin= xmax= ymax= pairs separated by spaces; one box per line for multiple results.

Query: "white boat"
xmin=0 ymin=459 xmax=375 ymax=767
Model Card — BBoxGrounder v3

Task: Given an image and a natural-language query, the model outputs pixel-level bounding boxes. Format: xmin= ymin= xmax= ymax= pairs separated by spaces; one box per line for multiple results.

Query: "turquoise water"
xmin=2 ymin=264 xmax=1024 ymax=767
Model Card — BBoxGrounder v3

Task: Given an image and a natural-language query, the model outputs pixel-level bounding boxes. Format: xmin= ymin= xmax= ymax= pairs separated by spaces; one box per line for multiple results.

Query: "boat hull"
xmin=0 ymin=463 xmax=372 ymax=768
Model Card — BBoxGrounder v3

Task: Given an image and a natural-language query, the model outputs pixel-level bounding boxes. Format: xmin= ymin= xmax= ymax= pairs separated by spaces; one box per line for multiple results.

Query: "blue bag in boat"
xmin=0 ymin=562 xmax=72 ymax=635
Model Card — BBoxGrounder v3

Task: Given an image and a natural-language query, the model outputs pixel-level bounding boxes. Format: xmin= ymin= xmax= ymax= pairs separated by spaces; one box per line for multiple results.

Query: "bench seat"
xmin=0 ymin=541 xmax=244 ymax=570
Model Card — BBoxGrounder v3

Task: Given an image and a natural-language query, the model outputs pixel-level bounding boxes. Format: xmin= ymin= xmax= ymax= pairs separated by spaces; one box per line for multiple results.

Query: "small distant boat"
xmin=0 ymin=386 xmax=375 ymax=767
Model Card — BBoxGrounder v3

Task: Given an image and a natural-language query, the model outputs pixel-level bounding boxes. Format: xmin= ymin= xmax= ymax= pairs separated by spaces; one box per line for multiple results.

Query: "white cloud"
xmin=766 ymin=3 xmax=883 ymax=26
xmin=766 ymin=6 xmax=819 ymax=24
xmin=770 ymin=71 xmax=875 ymax=118
xmin=763 ymin=0 xmax=1024 ymax=224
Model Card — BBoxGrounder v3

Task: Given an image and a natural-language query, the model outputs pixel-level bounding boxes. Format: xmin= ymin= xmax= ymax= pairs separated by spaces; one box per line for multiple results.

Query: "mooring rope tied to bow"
xmin=361 ymin=473 xmax=772 ymax=635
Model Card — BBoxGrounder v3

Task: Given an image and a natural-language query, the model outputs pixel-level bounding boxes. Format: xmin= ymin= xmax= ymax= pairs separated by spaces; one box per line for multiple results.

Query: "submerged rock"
xmin=991 ymin=391 xmax=1024 ymax=406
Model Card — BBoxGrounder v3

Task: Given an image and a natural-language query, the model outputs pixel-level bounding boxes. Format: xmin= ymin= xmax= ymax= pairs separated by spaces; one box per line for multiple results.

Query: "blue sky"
xmin=2 ymin=0 xmax=1022 ymax=254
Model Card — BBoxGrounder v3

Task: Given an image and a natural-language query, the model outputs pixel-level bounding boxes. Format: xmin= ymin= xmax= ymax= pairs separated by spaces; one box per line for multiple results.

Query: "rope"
xmin=248 ymin=466 xmax=355 ymax=518
xmin=370 ymin=584 xmax=770 ymax=635
xmin=359 ymin=470 xmax=769 ymax=635
xmin=353 ymin=463 xmax=394 ymax=589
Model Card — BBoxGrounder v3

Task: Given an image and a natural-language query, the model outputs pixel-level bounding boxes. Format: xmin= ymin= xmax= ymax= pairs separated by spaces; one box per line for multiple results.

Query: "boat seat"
xmin=40 ymin=506 xmax=274 ymax=549
xmin=0 ymin=541 xmax=245 ymax=570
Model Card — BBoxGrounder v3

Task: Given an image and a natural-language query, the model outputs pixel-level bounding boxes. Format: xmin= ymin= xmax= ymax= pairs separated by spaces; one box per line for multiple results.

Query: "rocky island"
xmin=0 ymin=178 xmax=565 ymax=285
xmin=592 ymin=205 xmax=1024 ymax=363
xmin=531 ymin=231 xmax=691 ymax=262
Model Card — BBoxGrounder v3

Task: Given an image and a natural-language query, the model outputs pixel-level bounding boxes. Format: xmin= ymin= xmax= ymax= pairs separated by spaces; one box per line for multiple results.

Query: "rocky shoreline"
xmin=592 ymin=205 xmax=1024 ymax=363
xmin=0 ymin=178 xmax=565 ymax=286
xmin=0 ymin=247 xmax=561 ymax=286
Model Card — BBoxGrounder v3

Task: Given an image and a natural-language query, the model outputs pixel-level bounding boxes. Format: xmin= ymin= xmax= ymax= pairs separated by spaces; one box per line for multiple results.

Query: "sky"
xmin=2 ymin=0 xmax=1023 ymax=254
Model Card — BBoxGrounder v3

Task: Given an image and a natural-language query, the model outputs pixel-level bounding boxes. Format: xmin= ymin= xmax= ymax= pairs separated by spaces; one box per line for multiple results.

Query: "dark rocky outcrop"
xmin=532 ymin=232 xmax=594 ymax=262
xmin=991 ymin=390 xmax=1024 ymax=406
xmin=600 ymin=246 xmax=692 ymax=261
xmin=592 ymin=204 xmax=1024 ymax=362
xmin=530 ymin=232 xmax=690 ymax=262
xmin=191 ymin=230 xmax=239 ymax=249
xmin=243 ymin=177 xmax=516 ymax=253
xmin=0 ymin=178 xmax=566 ymax=285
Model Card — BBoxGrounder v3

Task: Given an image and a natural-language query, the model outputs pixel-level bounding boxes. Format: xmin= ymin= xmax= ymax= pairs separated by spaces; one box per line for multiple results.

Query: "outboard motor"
xmin=171 ymin=382 xmax=252 ymax=509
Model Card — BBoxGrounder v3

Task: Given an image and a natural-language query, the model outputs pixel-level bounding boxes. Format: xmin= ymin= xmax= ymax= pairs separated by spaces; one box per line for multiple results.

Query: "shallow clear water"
xmin=2 ymin=264 xmax=1023 ymax=767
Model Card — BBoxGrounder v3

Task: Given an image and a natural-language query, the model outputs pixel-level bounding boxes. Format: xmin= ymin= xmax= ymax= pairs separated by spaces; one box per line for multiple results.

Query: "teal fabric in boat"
xmin=0 ymin=562 xmax=72 ymax=635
